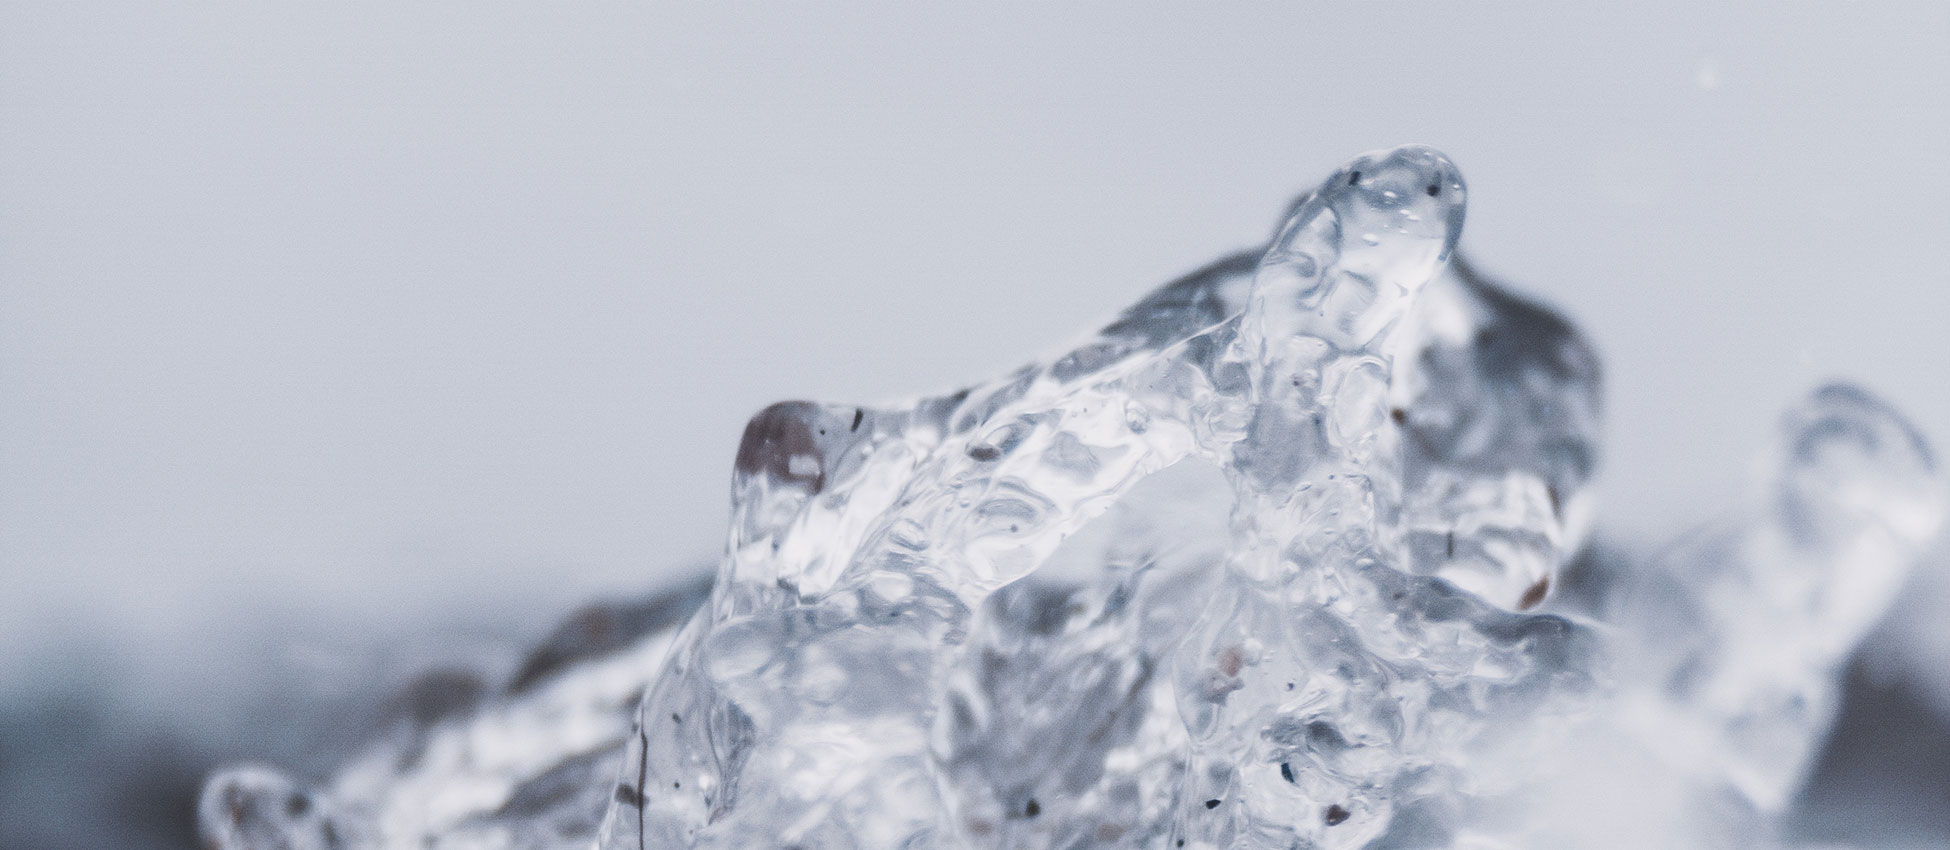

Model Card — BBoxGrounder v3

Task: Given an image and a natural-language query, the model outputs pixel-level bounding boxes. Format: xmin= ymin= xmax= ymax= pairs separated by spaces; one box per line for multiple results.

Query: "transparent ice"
xmin=198 ymin=146 xmax=1944 ymax=850
xmin=1539 ymin=385 xmax=1946 ymax=849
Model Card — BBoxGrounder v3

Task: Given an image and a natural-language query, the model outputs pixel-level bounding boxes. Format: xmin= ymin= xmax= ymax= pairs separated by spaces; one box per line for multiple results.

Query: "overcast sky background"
xmin=4 ymin=4 xmax=1948 ymax=693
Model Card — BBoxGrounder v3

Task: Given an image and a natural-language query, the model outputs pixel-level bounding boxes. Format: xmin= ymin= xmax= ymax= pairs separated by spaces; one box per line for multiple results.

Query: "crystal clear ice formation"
xmin=592 ymin=145 xmax=1610 ymax=850
xmin=198 ymin=146 xmax=1943 ymax=850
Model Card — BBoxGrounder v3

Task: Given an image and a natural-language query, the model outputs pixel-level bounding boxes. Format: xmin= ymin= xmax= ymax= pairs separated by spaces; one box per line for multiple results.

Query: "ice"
xmin=201 ymin=765 xmax=346 ymax=850
xmin=198 ymin=145 xmax=1942 ymax=850
xmin=591 ymin=144 xmax=1607 ymax=850
xmin=198 ymin=578 xmax=709 ymax=850
xmin=1540 ymin=383 xmax=1946 ymax=848
xmin=1393 ymin=254 xmax=1601 ymax=610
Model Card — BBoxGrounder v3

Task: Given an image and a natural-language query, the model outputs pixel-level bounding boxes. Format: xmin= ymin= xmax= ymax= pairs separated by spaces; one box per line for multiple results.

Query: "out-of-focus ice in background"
xmin=1 ymin=4 xmax=1947 ymax=848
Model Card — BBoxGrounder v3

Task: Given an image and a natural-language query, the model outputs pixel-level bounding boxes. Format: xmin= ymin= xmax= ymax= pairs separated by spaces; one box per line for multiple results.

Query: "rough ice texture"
xmin=198 ymin=146 xmax=1943 ymax=850
xmin=590 ymin=145 xmax=1606 ymax=850
xmin=198 ymin=576 xmax=711 ymax=850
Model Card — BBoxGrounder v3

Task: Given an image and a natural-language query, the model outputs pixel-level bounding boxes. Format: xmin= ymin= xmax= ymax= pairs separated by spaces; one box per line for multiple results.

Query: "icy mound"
xmin=200 ymin=146 xmax=1943 ymax=850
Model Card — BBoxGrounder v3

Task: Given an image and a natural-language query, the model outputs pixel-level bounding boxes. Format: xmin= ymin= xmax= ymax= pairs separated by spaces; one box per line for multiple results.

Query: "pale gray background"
xmin=2 ymin=3 xmax=1947 ymax=844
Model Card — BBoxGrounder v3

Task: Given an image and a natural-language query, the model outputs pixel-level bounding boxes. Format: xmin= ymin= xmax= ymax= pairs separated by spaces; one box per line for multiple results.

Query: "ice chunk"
xmin=1518 ymin=383 xmax=1945 ymax=850
xmin=197 ymin=579 xmax=706 ymax=850
xmin=1604 ymin=384 xmax=1944 ymax=817
xmin=1393 ymin=255 xmax=1602 ymax=611
xmin=591 ymin=144 xmax=1606 ymax=850
xmin=1167 ymin=151 xmax=1602 ymax=850
xmin=199 ymin=143 xmax=1938 ymax=850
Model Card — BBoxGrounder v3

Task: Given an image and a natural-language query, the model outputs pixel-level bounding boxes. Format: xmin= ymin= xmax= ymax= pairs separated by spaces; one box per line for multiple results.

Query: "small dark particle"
xmin=1425 ymin=183 xmax=1441 ymax=197
xmin=1280 ymin=762 xmax=1295 ymax=784
xmin=1325 ymin=804 xmax=1351 ymax=826
xmin=1204 ymin=799 xmax=1221 ymax=810
xmin=1547 ymin=484 xmax=1562 ymax=514
xmin=1519 ymin=577 xmax=1550 ymax=610
xmin=1446 ymin=530 xmax=1455 ymax=559
xmin=1390 ymin=408 xmax=1406 ymax=425
xmin=1348 ymin=171 xmax=1362 ymax=185
xmin=1177 ymin=841 xmax=1186 ymax=848
xmin=1216 ymin=645 xmax=1243 ymax=677
xmin=672 ymin=713 xmax=682 ymax=724
xmin=1025 ymin=798 xmax=1041 ymax=818
xmin=968 ymin=444 xmax=1001 ymax=462
xmin=674 ymin=781 xmax=681 ymax=789
xmin=1285 ymin=682 xmax=1294 ymax=690
xmin=851 ymin=408 xmax=864 ymax=432
xmin=614 ymin=784 xmax=643 ymax=806
xmin=286 ymin=792 xmax=310 ymax=817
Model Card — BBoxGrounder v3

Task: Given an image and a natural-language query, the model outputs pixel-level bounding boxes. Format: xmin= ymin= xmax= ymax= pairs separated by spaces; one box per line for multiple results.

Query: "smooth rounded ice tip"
xmin=1251 ymin=145 xmax=1468 ymax=351
xmin=1328 ymin=144 xmax=1467 ymax=255
xmin=1775 ymin=381 xmax=1946 ymax=550
xmin=1264 ymin=145 xmax=1468 ymax=265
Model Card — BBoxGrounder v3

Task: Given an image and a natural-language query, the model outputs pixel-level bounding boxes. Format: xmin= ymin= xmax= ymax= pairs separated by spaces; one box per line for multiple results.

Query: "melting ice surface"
xmin=199 ymin=146 xmax=1945 ymax=850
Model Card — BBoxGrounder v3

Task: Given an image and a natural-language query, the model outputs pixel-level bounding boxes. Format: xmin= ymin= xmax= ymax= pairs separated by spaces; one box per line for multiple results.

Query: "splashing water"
xmin=199 ymin=146 xmax=1944 ymax=850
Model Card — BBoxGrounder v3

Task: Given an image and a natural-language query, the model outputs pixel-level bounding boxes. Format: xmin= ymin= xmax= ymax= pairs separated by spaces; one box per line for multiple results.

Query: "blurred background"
xmin=3 ymin=3 xmax=1947 ymax=847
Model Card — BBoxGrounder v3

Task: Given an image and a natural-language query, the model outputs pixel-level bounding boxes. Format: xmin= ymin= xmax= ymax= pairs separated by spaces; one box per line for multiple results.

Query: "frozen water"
xmin=1394 ymin=253 xmax=1601 ymax=610
xmin=592 ymin=145 xmax=1608 ymax=850
xmin=199 ymin=577 xmax=710 ymax=850
xmin=198 ymin=146 xmax=1943 ymax=850
xmin=1539 ymin=384 xmax=1946 ymax=849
